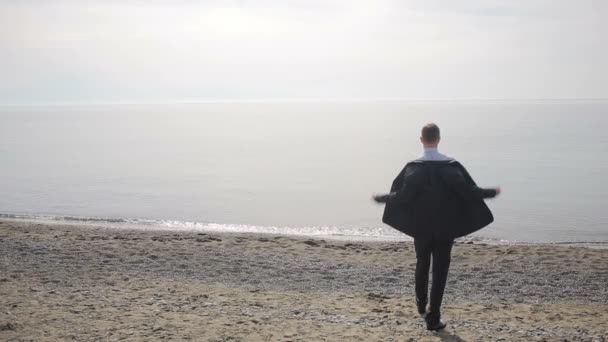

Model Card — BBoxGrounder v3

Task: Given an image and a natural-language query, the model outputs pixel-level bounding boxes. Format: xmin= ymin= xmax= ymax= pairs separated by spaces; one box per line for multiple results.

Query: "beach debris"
xmin=0 ymin=323 xmax=16 ymax=331
xmin=196 ymin=236 xmax=222 ymax=243
xmin=367 ymin=293 xmax=390 ymax=301
xmin=302 ymin=240 xmax=320 ymax=247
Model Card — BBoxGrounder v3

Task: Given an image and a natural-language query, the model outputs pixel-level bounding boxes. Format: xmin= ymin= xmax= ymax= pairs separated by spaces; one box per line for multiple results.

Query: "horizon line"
xmin=1 ymin=97 xmax=607 ymax=107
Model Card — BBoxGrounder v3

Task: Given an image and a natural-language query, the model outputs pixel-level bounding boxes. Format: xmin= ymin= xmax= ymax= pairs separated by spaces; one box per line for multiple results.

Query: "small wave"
xmin=1 ymin=212 xmax=607 ymax=247
xmin=1 ymin=213 xmax=407 ymax=241
xmin=0 ymin=213 xmax=129 ymax=224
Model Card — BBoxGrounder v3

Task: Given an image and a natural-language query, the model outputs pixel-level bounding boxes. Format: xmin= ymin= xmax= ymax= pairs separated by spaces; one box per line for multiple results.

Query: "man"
xmin=373 ymin=123 xmax=500 ymax=331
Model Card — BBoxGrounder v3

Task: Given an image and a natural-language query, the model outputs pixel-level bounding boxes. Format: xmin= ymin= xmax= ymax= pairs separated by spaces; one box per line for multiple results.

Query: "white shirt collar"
xmin=419 ymin=147 xmax=452 ymax=161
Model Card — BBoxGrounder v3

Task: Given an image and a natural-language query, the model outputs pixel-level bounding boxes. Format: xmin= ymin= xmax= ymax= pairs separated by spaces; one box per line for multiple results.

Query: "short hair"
xmin=421 ymin=123 xmax=440 ymax=142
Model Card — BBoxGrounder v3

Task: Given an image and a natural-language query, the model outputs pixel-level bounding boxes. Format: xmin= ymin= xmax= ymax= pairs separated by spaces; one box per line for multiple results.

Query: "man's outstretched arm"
xmin=468 ymin=186 xmax=499 ymax=199
xmin=446 ymin=168 xmax=500 ymax=201
xmin=372 ymin=193 xmax=392 ymax=203
xmin=373 ymin=183 xmax=420 ymax=205
xmin=373 ymin=164 xmax=422 ymax=205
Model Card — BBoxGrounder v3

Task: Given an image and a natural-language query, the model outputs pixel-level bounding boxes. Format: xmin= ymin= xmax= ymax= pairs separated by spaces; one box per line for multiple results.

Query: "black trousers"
xmin=414 ymin=238 xmax=454 ymax=317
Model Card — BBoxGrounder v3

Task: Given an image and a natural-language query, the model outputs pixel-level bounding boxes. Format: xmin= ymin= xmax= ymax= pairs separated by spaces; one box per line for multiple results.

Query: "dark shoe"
xmin=425 ymin=317 xmax=447 ymax=331
xmin=415 ymin=298 xmax=427 ymax=316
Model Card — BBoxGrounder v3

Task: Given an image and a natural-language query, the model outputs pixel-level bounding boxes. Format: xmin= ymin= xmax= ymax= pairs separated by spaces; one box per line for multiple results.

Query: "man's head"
xmin=420 ymin=123 xmax=440 ymax=147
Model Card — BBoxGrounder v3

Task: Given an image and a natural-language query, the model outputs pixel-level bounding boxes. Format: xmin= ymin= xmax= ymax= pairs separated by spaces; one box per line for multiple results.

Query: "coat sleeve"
xmin=372 ymin=167 xmax=405 ymax=203
xmin=444 ymin=162 xmax=497 ymax=201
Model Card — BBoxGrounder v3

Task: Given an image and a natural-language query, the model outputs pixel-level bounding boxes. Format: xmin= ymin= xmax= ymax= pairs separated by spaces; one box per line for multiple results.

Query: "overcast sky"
xmin=0 ymin=0 xmax=606 ymax=104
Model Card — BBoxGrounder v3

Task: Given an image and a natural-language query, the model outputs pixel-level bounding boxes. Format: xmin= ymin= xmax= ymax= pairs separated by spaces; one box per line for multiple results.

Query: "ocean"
xmin=1 ymin=100 xmax=607 ymax=243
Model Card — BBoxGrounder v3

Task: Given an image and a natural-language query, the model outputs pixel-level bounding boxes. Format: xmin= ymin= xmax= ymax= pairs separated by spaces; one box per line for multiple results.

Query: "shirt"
xmin=417 ymin=147 xmax=453 ymax=161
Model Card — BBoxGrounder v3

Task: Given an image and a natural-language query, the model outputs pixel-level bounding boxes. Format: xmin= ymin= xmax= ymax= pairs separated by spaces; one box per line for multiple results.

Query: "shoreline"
xmin=1 ymin=220 xmax=607 ymax=341
xmin=2 ymin=215 xmax=607 ymax=248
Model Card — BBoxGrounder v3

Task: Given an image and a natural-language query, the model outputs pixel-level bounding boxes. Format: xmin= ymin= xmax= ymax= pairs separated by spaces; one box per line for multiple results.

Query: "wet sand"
xmin=1 ymin=220 xmax=607 ymax=341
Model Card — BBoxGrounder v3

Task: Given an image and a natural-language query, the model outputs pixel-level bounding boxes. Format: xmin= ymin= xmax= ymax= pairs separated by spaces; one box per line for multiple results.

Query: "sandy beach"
xmin=1 ymin=220 xmax=607 ymax=341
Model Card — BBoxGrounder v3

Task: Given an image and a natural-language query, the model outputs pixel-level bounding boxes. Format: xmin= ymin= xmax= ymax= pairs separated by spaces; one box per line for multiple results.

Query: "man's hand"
xmin=495 ymin=187 xmax=501 ymax=196
xmin=372 ymin=193 xmax=391 ymax=203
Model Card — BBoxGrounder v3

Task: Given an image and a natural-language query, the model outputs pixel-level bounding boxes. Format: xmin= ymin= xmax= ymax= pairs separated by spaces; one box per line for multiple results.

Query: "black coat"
xmin=381 ymin=160 xmax=496 ymax=240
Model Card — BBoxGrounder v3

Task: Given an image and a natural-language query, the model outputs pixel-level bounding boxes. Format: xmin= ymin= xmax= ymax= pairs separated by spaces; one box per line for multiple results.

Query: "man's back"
xmin=381 ymin=159 xmax=496 ymax=240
